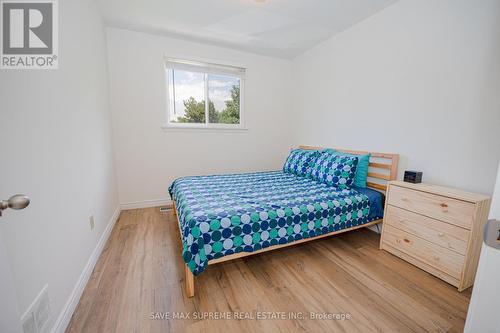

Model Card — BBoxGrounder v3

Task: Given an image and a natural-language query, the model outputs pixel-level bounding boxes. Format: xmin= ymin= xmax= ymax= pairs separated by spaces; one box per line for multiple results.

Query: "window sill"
xmin=161 ymin=124 xmax=248 ymax=132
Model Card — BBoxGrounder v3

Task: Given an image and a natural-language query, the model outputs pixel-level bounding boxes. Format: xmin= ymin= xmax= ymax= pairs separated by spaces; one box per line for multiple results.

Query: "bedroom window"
xmin=164 ymin=58 xmax=246 ymax=129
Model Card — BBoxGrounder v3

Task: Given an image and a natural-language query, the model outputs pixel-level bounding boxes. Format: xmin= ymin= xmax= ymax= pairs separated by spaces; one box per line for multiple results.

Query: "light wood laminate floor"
xmin=66 ymin=207 xmax=471 ymax=333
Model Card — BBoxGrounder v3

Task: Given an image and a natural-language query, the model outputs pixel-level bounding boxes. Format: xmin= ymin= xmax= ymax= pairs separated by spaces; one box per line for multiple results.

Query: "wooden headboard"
xmin=299 ymin=145 xmax=399 ymax=192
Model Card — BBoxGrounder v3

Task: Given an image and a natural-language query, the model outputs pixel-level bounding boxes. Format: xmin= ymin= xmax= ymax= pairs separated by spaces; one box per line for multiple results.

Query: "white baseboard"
xmin=52 ymin=207 xmax=121 ymax=333
xmin=120 ymin=198 xmax=172 ymax=210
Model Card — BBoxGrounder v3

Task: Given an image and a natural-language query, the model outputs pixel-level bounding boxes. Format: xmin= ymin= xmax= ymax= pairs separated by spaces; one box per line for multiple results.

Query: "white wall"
xmin=0 ymin=0 xmax=118 ymax=331
xmin=106 ymin=28 xmax=293 ymax=207
xmin=464 ymin=162 xmax=500 ymax=332
xmin=292 ymin=0 xmax=500 ymax=195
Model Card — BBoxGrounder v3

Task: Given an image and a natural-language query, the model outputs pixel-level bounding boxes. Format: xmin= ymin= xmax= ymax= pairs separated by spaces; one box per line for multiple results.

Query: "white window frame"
xmin=163 ymin=57 xmax=246 ymax=130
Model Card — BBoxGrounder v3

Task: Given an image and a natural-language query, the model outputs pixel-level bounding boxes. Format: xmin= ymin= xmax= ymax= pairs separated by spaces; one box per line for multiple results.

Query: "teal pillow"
xmin=323 ymin=149 xmax=370 ymax=188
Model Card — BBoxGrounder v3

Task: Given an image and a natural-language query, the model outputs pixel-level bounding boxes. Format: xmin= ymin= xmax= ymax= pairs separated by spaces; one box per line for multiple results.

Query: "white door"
xmin=464 ymin=163 xmax=500 ymax=332
xmin=0 ymin=226 xmax=23 ymax=333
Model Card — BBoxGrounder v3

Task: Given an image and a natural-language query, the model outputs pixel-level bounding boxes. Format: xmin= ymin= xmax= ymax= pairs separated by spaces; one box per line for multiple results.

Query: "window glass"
xmin=208 ymin=74 xmax=240 ymax=124
xmin=165 ymin=59 xmax=245 ymax=128
xmin=168 ymin=69 xmax=205 ymax=124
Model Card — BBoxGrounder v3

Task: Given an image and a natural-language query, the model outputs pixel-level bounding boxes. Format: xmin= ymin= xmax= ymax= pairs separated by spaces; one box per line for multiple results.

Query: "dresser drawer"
xmin=385 ymin=205 xmax=470 ymax=255
xmin=388 ymin=185 xmax=475 ymax=229
xmin=382 ymin=225 xmax=465 ymax=278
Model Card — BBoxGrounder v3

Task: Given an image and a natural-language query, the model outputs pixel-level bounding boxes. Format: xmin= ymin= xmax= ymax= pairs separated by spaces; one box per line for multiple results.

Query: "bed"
xmin=169 ymin=146 xmax=399 ymax=297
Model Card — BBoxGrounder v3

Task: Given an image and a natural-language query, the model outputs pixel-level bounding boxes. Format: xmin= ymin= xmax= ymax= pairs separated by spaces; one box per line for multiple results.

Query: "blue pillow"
xmin=283 ymin=149 xmax=320 ymax=177
xmin=323 ymin=149 xmax=370 ymax=188
xmin=310 ymin=153 xmax=358 ymax=189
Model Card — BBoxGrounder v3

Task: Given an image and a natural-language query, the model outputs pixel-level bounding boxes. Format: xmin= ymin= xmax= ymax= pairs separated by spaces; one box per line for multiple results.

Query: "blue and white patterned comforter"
xmin=169 ymin=171 xmax=373 ymax=275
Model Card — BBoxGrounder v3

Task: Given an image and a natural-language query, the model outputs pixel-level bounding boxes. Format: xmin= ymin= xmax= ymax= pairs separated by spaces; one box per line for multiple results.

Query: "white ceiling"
xmin=98 ymin=0 xmax=398 ymax=59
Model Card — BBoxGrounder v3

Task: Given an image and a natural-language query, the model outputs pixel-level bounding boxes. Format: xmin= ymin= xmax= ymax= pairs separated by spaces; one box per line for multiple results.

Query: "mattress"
xmin=169 ymin=171 xmax=380 ymax=275
xmin=353 ymin=186 xmax=385 ymax=221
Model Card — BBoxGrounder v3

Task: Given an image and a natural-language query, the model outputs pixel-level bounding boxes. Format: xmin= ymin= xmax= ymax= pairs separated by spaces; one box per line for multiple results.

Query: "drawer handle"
xmin=440 ymin=203 xmax=449 ymax=208
xmin=403 ymin=238 xmax=410 ymax=243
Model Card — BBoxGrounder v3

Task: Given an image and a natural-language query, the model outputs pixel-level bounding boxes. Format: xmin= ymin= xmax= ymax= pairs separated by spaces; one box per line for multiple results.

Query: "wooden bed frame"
xmin=173 ymin=146 xmax=399 ymax=297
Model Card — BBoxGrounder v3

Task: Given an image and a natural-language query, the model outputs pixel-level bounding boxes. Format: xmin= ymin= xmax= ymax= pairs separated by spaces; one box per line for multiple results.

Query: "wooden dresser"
xmin=380 ymin=181 xmax=490 ymax=291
